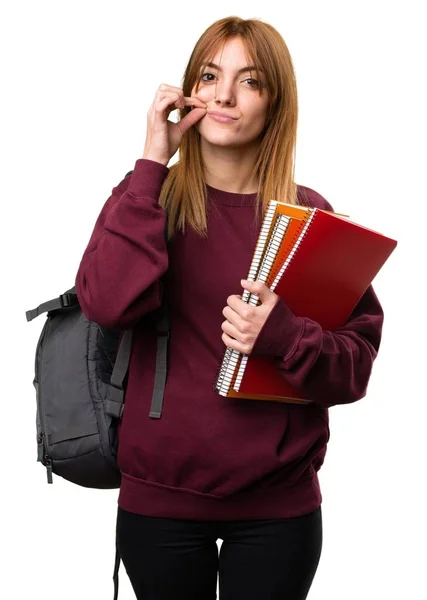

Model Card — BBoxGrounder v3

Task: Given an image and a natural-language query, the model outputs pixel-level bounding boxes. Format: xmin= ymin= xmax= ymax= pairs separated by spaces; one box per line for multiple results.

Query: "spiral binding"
xmin=246 ymin=214 xmax=290 ymax=308
xmin=241 ymin=201 xmax=278 ymax=303
xmin=215 ymin=201 xmax=280 ymax=397
xmin=233 ymin=208 xmax=318 ymax=393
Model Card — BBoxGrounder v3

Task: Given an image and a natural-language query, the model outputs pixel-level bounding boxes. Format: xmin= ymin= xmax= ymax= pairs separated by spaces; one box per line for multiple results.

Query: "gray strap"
xmin=106 ymin=330 xmax=133 ymax=419
xmin=149 ymin=311 xmax=170 ymax=419
xmin=110 ymin=330 xmax=133 ymax=389
xmin=106 ymin=200 xmax=169 ymax=422
xmin=49 ymin=423 xmax=98 ymax=445
xmin=26 ymin=292 xmax=78 ymax=322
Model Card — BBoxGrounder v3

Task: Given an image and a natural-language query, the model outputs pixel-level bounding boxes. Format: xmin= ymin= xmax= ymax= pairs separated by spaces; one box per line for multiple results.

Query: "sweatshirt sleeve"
xmin=251 ymin=285 xmax=384 ymax=407
xmin=75 ymin=159 xmax=169 ymax=329
xmin=251 ymin=185 xmax=384 ymax=407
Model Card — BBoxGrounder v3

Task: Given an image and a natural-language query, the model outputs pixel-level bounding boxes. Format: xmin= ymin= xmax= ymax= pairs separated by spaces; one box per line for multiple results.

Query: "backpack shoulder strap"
xmin=26 ymin=289 xmax=78 ymax=322
xmin=105 ymin=329 xmax=133 ymax=419
xmin=149 ymin=209 xmax=170 ymax=418
xmin=149 ymin=302 xmax=170 ymax=419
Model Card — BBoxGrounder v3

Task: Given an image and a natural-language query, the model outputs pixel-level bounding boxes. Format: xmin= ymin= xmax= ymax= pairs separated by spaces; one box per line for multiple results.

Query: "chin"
xmin=204 ymin=136 xmax=241 ymax=148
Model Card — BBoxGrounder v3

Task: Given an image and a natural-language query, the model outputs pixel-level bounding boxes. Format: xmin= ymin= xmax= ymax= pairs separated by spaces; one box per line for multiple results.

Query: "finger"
xmin=221 ymin=319 xmax=237 ymax=338
xmin=157 ymin=85 xmax=189 ymax=107
xmin=222 ymin=320 xmax=252 ymax=350
xmin=227 ymin=295 xmax=253 ymax=318
xmin=154 ymin=95 xmax=184 ymax=120
xmin=222 ymin=306 xmax=247 ymax=333
xmin=177 ymin=107 xmax=207 ymax=135
xmin=158 ymin=83 xmax=184 ymax=95
xmin=153 ymin=91 xmax=183 ymax=109
xmin=222 ymin=330 xmax=237 ymax=347
xmin=241 ymin=279 xmax=272 ymax=303
xmin=221 ymin=332 xmax=247 ymax=354
xmin=183 ymin=97 xmax=208 ymax=109
xmin=156 ymin=86 xmax=207 ymax=109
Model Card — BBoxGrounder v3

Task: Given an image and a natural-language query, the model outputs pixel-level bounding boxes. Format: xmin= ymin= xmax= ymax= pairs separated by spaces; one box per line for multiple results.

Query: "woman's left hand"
xmin=221 ymin=280 xmax=279 ymax=354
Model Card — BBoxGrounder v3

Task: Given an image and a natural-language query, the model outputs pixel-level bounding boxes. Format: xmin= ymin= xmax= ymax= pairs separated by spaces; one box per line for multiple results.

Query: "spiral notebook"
xmin=215 ymin=202 xmax=313 ymax=398
xmin=215 ymin=203 xmax=397 ymax=403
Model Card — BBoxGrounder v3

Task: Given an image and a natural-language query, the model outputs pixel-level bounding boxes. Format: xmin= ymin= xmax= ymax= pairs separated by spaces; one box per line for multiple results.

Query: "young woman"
xmin=75 ymin=16 xmax=384 ymax=600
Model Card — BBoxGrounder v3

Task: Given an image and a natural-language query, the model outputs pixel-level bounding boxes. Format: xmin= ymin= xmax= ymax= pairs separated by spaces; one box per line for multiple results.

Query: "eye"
xmin=243 ymin=78 xmax=261 ymax=89
xmin=200 ymin=72 xmax=217 ymax=83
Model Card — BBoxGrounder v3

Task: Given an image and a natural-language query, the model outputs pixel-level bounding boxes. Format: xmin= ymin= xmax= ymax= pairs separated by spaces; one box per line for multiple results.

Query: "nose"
xmin=213 ymin=79 xmax=237 ymax=107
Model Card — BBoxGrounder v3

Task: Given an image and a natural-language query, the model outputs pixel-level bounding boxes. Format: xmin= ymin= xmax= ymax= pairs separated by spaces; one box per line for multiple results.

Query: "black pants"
xmin=116 ymin=505 xmax=322 ymax=600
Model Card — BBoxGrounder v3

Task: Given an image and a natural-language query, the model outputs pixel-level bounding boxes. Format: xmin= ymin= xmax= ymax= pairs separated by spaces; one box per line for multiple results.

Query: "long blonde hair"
xmin=159 ymin=16 xmax=300 ymax=239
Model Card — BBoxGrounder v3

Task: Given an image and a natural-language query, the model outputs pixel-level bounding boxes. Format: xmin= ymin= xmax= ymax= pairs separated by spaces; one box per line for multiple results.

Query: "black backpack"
xmin=26 ymin=286 xmax=169 ymax=600
xmin=26 ymin=286 xmax=169 ymax=488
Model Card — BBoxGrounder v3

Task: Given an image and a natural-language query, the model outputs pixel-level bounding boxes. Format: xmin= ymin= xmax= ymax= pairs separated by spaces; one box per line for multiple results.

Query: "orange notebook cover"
xmin=232 ymin=208 xmax=397 ymax=401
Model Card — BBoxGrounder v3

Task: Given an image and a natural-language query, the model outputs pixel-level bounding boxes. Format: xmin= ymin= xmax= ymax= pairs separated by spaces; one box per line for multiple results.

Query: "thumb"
xmin=241 ymin=279 xmax=274 ymax=304
xmin=177 ymin=107 xmax=207 ymax=135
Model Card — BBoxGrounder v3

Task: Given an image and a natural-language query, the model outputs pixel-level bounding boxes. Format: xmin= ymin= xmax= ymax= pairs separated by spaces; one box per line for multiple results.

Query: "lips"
xmin=207 ymin=111 xmax=237 ymax=124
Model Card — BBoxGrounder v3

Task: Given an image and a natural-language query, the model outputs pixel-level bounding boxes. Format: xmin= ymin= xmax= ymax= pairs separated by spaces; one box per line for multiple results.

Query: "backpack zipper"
xmin=44 ymin=455 xmax=53 ymax=484
xmin=37 ymin=432 xmax=53 ymax=483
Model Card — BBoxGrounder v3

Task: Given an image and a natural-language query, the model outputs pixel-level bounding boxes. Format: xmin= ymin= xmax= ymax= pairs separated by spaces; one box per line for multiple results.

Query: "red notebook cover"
xmin=234 ymin=209 xmax=397 ymax=400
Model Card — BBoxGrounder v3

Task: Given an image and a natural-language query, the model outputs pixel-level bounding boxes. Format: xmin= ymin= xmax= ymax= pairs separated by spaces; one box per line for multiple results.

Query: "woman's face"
xmin=190 ymin=37 xmax=269 ymax=149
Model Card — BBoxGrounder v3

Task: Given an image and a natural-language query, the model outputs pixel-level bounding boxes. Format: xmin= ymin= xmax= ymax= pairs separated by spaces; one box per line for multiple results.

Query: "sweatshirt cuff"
xmin=127 ymin=158 xmax=169 ymax=200
xmin=251 ymin=298 xmax=304 ymax=359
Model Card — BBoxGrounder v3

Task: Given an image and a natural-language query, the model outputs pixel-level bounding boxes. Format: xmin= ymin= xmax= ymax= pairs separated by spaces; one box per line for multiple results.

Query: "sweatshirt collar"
xmin=206 ymin=183 xmax=258 ymax=207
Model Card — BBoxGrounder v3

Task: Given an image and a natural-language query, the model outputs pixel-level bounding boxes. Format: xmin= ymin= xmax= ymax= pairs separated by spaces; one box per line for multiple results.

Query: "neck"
xmin=201 ymin=139 xmax=260 ymax=194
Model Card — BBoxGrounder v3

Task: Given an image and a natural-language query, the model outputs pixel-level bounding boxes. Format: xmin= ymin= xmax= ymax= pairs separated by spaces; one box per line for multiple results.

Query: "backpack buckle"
xmin=60 ymin=293 xmax=73 ymax=308
xmin=107 ymin=385 xmax=125 ymax=419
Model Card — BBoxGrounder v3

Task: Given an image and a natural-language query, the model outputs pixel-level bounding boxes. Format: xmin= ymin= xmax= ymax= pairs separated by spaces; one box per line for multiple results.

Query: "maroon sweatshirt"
xmin=75 ymin=159 xmax=384 ymax=520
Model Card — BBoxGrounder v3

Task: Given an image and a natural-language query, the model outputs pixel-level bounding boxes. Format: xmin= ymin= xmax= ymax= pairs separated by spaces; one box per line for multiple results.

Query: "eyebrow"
xmin=202 ymin=61 xmax=264 ymax=74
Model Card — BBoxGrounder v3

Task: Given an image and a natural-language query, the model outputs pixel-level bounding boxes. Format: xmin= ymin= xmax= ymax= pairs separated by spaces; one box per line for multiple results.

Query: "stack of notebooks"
xmin=214 ymin=200 xmax=397 ymax=404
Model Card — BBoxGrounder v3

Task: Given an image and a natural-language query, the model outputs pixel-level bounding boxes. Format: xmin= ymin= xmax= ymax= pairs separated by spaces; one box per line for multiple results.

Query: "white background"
xmin=1 ymin=0 xmax=426 ymax=598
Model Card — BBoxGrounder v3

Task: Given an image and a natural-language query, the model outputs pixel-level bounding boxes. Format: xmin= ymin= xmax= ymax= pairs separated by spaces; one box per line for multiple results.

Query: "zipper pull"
xmin=45 ymin=457 xmax=53 ymax=484
xmin=37 ymin=433 xmax=44 ymax=463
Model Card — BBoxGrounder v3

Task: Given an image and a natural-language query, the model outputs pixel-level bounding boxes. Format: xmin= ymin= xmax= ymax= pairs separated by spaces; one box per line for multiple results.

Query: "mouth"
xmin=207 ymin=111 xmax=238 ymax=124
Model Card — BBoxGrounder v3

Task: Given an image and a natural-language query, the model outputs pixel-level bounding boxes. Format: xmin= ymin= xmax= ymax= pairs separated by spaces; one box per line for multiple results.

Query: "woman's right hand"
xmin=143 ymin=84 xmax=207 ymax=166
